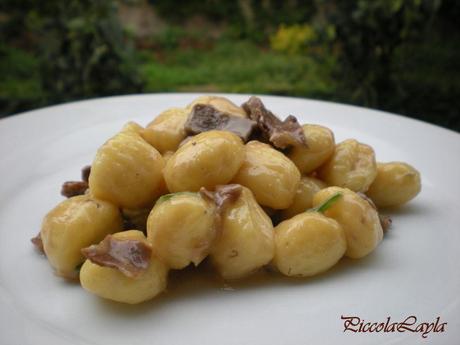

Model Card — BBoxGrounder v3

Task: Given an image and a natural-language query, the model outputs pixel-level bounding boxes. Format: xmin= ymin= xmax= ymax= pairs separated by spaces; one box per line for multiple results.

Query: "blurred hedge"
xmin=0 ymin=0 xmax=143 ymax=114
xmin=151 ymin=0 xmax=459 ymax=130
xmin=1 ymin=0 xmax=459 ymax=131
xmin=324 ymin=0 xmax=460 ymax=130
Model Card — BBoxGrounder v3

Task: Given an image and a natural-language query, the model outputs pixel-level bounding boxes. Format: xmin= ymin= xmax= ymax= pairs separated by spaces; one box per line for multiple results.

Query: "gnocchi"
xmin=164 ymin=130 xmax=245 ymax=192
xmin=281 ymin=176 xmax=327 ymax=219
xmin=366 ymin=162 xmax=421 ymax=207
xmin=34 ymin=95 xmax=421 ymax=305
xmin=273 ymin=212 xmax=346 ymax=277
xmin=318 ymin=139 xmax=377 ymax=192
xmin=312 ymin=187 xmax=383 ymax=258
xmin=142 ymin=108 xmax=189 ymax=153
xmin=40 ymin=194 xmax=123 ymax=279
xmin=89 ymin=124 xmax=165 ymax=208
xmin=288 ymin=124 xmax=335 ymax=174
xmin=162 ymin=150 xmax=175 ymax=164
xmin=210 ymin=186 xmax=274 ymax=279
xmin=147 ymin=192 xmax=216 ymax=269
xmin=80 ymin=230 xmax=168 ymax=304
xmin=233 ymin=140 xmax=301 ymax=209
xmin=187 ymin=95 xmax=247 ymax=117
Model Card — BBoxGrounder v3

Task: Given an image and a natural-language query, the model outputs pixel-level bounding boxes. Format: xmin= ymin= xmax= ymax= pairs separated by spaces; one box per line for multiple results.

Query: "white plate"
xmin=0 ymin=94 xmax=459 ymax=345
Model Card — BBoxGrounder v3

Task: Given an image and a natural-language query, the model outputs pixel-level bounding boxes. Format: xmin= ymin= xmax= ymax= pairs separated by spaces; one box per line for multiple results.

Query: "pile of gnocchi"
xmin=32 ymin=96 xmax=421 ymax=304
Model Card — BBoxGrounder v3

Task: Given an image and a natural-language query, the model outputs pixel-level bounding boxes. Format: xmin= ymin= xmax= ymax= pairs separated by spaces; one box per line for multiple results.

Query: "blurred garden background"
xmin=1 ymin=0 xmax=459 ymax=131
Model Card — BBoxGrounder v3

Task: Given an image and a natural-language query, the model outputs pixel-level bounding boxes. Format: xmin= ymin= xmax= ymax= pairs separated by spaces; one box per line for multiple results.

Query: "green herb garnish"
xmin=309 ymin=192 xmax=342 ymax=213
xmin=156 ymin=192 xmax=196 ymax=204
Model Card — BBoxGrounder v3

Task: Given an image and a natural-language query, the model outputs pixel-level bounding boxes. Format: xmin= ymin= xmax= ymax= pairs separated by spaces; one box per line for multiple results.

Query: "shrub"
xmin=1 ymin=0 xmax=144 ymax=114
xmin=270 ymin=24 xmax=316 ymax=55
xmin=324 ymin=0 xmax=441 ymax=107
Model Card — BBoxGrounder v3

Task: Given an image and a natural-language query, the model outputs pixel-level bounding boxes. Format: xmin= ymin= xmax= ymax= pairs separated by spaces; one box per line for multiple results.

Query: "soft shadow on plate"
xmin=380 ymin=202 xmax=431 ymax=217
xmin=94 ymin=249 xmax=387 ymax=317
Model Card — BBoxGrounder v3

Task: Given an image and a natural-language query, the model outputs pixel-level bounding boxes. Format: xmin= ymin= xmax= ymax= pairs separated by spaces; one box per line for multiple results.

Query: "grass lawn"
xmin=140 ymin=40 xmax=337 ymax=99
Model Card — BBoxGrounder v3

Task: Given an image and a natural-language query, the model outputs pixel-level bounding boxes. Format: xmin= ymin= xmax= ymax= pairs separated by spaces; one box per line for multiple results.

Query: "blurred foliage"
xmin=35 ymin=1 xmax=144 ymax=103
xmin=153 ymin=0 xmax=317 ymax=43
xmin=0 ymin=0 xmax=143 ymax=114
xmin=0 ymin=43 xmax=44 ymax=114
xmin=323 ymin=0 xmax=459 ymax=129
xmin=324 ymin=0 xmax=441 ymax=106
xmin=269 ymin=22 xmax=336 ymax=56
xmin=270 ymin=24 xmax=316 ymax=54
xmin=391 ymin=0 xmax=460 ymax=129
xmin=0 ymin=0 xmax=459 ymax=131
xmin=140 ymin=39 xmax=336 ymax=97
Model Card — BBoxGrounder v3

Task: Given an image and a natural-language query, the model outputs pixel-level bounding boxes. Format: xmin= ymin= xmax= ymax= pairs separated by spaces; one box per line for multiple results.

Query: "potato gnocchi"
xmin=33 ymin=95 xmax=421 ymax=304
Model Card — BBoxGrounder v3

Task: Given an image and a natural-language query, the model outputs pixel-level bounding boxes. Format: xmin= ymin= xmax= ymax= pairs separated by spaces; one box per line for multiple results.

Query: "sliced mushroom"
xmin=185 ymin=104 xmax=257 ymax=142
xmin=82 ymin=235 xmax=152 ymax=278
xmin=242 ymin=96 xmax=307 ymax=149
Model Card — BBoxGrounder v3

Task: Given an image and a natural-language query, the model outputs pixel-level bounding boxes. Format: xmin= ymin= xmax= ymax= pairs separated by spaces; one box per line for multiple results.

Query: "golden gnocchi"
xmin=40 ymin=194 xmax=123 ymax=279
xmin=147 ymin=192 xmax=216 ymax=269
xmin=89 ymin=124 xmax=165 ymax=208
xmin=80 ymin=230 xmax=168 ymax=304
xmin=34 ymin=95 xmax=421 ymax=305
xmin=142 ymin=107 xmax=189 ymax=153
xmin=318 ymin=139 xmax=377 ymax=192
xmin=288 ymin=124 xmax=335 ymax=174
xmin=210 ymin=186 xmax=274 ymax=279
xmin=187 ymin=95 xmax=247 ymax=117
xmin=366 ymin=162 xmax=421 ymax=207
xmin=273 ymin=212 xmax=346 ymax=277
xmin=164 ymin=130 xmax=245 ymax=192
xmin=233 ymin=141 xmax=301 ymax=209
xmin=281 ymin=176 xmax=327 ymax=220
xmin=312 ymin=187 xmax=383 ymax=258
